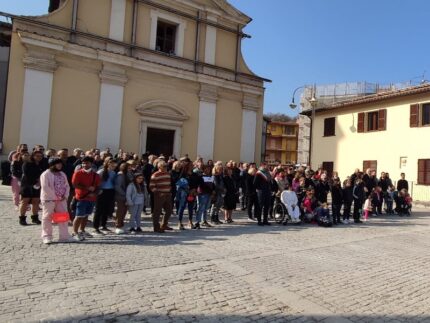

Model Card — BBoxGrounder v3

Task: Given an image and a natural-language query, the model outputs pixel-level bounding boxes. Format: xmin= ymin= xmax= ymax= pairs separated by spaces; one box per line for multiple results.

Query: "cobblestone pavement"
xmin=1 ymin=185 xmax=430 ymax=323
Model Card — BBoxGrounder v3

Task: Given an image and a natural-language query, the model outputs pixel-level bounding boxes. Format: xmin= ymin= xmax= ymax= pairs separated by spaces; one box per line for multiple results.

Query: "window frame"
xmin=357 ymin=109 xmax=386 ymax=133
xmin=323 ymin=117 xmax=336 ymax=137
xmin=367 ymin=111 xmax=379 ymax=132
xmin=418 ymin=159 xmax=430 ymax=185
xmin=363 ymin=160 xmax=378 ymax=174
xmin=422 ymin=103 xmax=430 ymax=126
xmin=155 ymin=20 xmax=177 ymax=54
xmin=149 ymin=10 xmax=186 ymax=57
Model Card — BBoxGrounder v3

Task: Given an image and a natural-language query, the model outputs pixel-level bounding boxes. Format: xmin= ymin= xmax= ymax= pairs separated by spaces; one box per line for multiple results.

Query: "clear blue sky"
xmin=1 ymin=0 xmax=430 ymax=115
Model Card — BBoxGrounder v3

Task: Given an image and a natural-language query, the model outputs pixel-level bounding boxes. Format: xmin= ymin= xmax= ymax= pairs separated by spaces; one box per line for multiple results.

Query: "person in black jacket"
xmin=19 ymin=150 xmax=44 ymax=226
xmin=254 ymin=162 xmax=272 ymax=226
xmin=330 ymin=178 xmax=343 ymax=225
xmin=397 ymin=173 xmax=409 ymax=192
xmin=342 ymin=179 xmax=354 ymax=223
xmin=352 ymin=176 xmax=365 ymax=223
xmin=315 ymin=173 xmax=330 ymax=203
xmin=245 ymin=166 xmax=258 ymax=221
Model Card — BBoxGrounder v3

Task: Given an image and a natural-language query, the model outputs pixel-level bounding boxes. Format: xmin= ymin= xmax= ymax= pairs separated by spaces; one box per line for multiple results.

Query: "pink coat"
xmin=40 ymin=170 xmax=70 ymax=202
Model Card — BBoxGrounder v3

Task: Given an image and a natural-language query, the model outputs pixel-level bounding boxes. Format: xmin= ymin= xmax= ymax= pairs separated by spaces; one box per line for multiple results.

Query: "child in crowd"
xmin=126 ymin=173 xmax=145 ymax=234
xmin=301 ymin=188 xmax=318 ymax=223
xmin=385 ymin=185 xmax=395 ymax=215
xmin=371 ymin=186 xmax=382 ymax=216
xmin=315 ymin=203 xmax=332 ymax=227
xmin=363 ymin=195 xmax=372 ymax=222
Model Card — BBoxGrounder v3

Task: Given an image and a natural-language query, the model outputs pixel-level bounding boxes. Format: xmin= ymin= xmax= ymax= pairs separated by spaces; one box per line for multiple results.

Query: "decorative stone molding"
xmin=136 ymin=100 xmax=189 ymax=122
xmin=22 ymin=53 xmax=58 ymax=73
xmin=99 ymin=64 xmax=128 ymax=86
xmin=199 ymin=84 xmax=218 ymax=103
xmin=242 ymin=93 xmax=260 ymax=111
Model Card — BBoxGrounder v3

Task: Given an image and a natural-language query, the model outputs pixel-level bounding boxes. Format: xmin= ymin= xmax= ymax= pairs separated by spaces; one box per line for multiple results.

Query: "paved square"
xmin=1 ymin=185 xmax=430 ymax=323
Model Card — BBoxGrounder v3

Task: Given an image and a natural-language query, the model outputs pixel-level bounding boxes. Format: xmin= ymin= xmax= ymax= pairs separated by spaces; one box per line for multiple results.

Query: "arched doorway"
xmin=136 ymin=100 xmax=189 ymax=158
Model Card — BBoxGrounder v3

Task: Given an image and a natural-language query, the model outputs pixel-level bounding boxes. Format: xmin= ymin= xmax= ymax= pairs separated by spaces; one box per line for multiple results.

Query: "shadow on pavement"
xmin=37 ymin=313 xmax=430 ymax=323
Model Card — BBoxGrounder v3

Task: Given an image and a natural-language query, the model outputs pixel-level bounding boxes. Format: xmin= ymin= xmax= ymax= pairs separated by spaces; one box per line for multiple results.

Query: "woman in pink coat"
xmin=40 ymin=158 xmax=71 ymax=244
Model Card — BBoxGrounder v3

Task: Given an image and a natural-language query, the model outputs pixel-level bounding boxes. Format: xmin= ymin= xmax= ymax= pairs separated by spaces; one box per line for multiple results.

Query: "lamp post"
xmin=289 ymin=84 xmax=318 ymax=168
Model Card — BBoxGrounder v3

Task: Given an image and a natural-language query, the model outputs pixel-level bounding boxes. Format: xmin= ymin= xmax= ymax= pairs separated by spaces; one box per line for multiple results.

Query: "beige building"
xmin=3 ymin=0 xmax=268 ymax=162
xmin=305 ymin=83 xmax=430 ymax=201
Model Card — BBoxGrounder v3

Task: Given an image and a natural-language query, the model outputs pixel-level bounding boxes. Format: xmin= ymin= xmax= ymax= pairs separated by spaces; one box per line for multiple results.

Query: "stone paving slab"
xmin=1 ymin=186 xmax=430 ymax=322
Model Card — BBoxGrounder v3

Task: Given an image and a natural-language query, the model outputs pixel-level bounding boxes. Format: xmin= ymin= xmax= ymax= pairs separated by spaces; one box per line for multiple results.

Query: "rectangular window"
xmin=283 ymin=126 xmax=296 ymax=136
xmin=358 ymin=109 xmax=386 ymax=133
xmin=363 ymin=160 xmax=377 ymax=173
xmin=367 ymin=112 xmax=379 ymax=131
xmin=156 ymin=20 xmax=177 ymax=54
xmin=422 ymin=104 xmax=430 ymax=126
xmin=418 ymin=159 xmax=430 ymax=185
xmin=323 ymin=117 xmax=335 ymax=136
xmin=322 ymin=162 xmax=334 ymax=178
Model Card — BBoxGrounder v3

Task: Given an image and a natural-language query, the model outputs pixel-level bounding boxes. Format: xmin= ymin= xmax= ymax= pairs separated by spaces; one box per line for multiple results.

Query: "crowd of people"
xmin=0 ymin=143 xmax=413 ymax=244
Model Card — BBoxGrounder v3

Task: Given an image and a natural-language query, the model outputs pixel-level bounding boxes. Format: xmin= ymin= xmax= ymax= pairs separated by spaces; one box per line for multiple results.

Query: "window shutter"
xmin=378 ymin=109 xmax=386 ymax=131
xmin=357 ymin=112 xmax=365 ymax=133
xmin=418 ymin=159 xmax=425 ymax=185
xmin=410 ymin=104 xmax=419 ymax=127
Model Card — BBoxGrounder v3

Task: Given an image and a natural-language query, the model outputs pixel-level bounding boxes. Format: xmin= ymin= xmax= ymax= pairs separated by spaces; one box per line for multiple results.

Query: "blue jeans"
xmin=177 ymin=189 xmax=195 ymax=222
xmin=196 ymin=194 xmax=211 ymax=223
xmin=129 ymin=204 xmax=143 ymax=229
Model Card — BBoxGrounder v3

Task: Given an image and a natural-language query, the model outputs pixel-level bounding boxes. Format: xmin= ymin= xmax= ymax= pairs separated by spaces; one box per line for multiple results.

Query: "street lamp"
xmin=289 ymin=84 xmax=318 ymax=168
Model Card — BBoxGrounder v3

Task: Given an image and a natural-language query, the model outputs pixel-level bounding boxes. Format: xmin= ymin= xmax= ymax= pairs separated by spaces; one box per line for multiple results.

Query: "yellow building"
xmin=2 ymin=0 xmax=268 ymax=162
xmin=307 ymin=83 xmax=430 ymax=201
xmin=265 ymin=121 xmax=298 ymax=166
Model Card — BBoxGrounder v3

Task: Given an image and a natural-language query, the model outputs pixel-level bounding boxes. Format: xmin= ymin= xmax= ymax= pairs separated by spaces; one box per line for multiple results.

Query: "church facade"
xmin=3 ymin=0 xmax=268 ymax=162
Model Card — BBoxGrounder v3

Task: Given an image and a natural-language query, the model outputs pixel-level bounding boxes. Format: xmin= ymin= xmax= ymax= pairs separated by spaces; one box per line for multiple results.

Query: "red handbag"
xmin=52 ymin=212 xmax=70 ymax=224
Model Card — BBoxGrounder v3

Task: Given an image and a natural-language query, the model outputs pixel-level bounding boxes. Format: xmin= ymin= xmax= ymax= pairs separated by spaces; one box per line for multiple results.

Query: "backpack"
xmin=176 ymin=177 xmax=189 ymax=191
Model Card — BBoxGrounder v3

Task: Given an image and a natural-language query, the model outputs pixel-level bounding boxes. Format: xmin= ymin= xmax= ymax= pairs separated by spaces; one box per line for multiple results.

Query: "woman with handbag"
xmin=40 ymin=158 xmax=71 ymax=244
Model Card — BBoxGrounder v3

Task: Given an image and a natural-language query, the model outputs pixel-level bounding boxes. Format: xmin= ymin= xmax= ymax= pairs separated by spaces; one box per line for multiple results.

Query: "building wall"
xmin=312 ymin=93 xmax=430 ymax=200
xmin=0 ymin=46 xmax=9 ymax=149
xmin=265 ymin=122 xmax=298 ymax=165
xmin=3 ymin=0 xmax=266 ymax=163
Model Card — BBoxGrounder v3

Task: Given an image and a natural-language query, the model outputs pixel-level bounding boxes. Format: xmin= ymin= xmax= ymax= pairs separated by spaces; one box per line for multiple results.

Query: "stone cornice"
xmin=22 ymin=53 xmax=58 ymax=73
xmin=243 ymin=93 xmax=260 ymax=111
xmin=199 ymin=84 xmax=218 ymax=103
xmin=99 ymin=69 xmax=128 ymax=86
xmin=17 ymin=31 xmax=265 ymax=95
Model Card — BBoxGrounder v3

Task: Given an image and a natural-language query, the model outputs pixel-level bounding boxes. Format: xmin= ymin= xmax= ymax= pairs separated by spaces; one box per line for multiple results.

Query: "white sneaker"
xmin=43 ymin=238 xmax=53 ymax=245
xmin=92 ymin=229 xmax=104 ymax=236
xmin=372 ymin=213 xmax=377 ymax=217
xmin=115 ymin=228 xmax=125 ymax=235
xmin=343 ymin=219 xmax=349 ymax=224
xmin=72 ymin=233 xmax=83 ymax=242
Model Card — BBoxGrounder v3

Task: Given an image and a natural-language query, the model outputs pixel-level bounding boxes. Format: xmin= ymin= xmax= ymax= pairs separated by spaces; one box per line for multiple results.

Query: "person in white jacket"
xmin=40 ymin=158 xmax=71 ymax=244
xmin=281 ymin=185 xmax=301 ymax=224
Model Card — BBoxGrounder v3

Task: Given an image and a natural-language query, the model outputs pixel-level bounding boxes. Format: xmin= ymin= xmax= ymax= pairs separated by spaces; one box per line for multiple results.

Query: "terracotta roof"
xmin=301 ymin=83 xmax=430 ymax=115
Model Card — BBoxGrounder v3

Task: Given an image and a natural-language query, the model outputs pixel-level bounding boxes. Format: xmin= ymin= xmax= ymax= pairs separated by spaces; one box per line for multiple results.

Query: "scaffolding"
xmin=300 ymin=81 xmax=425 ymax=111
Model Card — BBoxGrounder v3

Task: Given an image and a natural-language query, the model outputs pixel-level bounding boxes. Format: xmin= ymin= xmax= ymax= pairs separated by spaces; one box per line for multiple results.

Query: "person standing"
xmin=10 ymin=150 xmax=29 ymax=209
xmin=40 ymin=158 xmax=71 ymax=244
xmin=126 ymin=173 xmax=145 ymax=234
xmin=254 ymin=162 xmax=272 ymax=226
xmin=93 ymin=158 xmax=117 ymax=235
xmin=330 ymin=178 xmax=343 ymax=225
xmin=210 ymin=163 xmax=225 ymax=225
xmin=397 ymin=173 xmax=409 ymax=192
xmin=352 ymin=177 xmax=365 ymax=223
xmin=149 ymin=160 xmax=173 ymax=233
xmin=223 ymin=167 xmax=237 ymax=223
xmin=245 ymin=167 xmax=258 ymax=221
xmin=71 ymin=157 xmax=101 ymax=241
xmin=114 ymin=162 xmax=130 ymax=234
xmin=194 ymin=165 xmax=214 ymax=229
xmin=19 ymin=151 xmax=44 ymax=226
